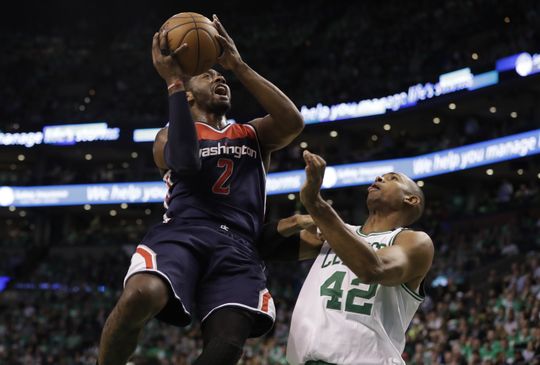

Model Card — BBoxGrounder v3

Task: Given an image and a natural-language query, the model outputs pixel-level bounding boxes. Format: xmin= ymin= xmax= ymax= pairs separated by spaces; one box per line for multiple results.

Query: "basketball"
xmin=160 ymin=12 xmax=222 ymax=76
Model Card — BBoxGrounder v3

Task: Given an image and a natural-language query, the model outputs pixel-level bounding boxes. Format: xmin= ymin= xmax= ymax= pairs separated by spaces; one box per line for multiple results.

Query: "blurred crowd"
xmin=405 ymin=254 xmax=540 ymax=365
xmin=1 ymin=1 xmax=539 ymax=186
xmin=1 ymin=174 xmax=540 ymax=364
xmin=2 ymin=1 xmax=539 ymax=130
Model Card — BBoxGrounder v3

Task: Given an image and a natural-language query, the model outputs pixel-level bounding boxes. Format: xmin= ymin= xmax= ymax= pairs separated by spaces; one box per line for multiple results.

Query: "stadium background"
xmin=1 ymin=1 xmax=540 ymax=364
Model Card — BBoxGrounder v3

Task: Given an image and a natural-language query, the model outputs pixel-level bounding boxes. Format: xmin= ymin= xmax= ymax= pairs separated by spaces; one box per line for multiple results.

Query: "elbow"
xmin=290 ymin=112 xmax=304 ymax=135
xmin=354 ymin=266 xmax=385 ymax=285
xmin=173 ymin=161 xmax=202 ymax=175
xmin=165 ymin=149 xmax=201 ymax=175
xmin=279 ymin=109 xmax=303 ymax=136
xmin=176 ymin=158 xmax=202 ymax=175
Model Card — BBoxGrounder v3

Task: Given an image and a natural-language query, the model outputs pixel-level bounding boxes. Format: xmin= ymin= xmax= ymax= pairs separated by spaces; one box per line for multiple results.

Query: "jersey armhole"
xmin=391 ymin=228 xmax=425 ymax=301
xmin=244 ymin=123 xmax=267 ymax=174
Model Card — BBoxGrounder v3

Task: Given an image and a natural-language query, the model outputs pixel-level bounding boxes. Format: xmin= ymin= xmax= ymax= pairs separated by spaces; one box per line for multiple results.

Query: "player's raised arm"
xmin=212 ymin=15 xmax=304 ymax=153
xmin=152 ymin=31 xmax=201 ymax=174
xmin=299 ymin=150 xmax=434 ymax=286
xmin=152 ymin=127 xmax=168 ymax=175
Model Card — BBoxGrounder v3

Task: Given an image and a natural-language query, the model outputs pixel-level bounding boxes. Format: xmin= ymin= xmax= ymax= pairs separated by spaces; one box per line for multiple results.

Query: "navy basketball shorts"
xmin=123 ymin=220 xmax=275 ymax=337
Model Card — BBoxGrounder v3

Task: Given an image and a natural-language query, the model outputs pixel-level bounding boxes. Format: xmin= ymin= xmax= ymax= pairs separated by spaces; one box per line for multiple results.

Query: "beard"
xmin=207 ymin=99 xmax=231 ymax=115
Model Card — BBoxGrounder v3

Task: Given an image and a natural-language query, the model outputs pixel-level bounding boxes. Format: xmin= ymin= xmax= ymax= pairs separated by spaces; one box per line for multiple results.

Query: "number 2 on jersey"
xmin=212 ymin=158 xmax=234 ymax=195
xmin=320 ymin=271 xmax=378 ymax=315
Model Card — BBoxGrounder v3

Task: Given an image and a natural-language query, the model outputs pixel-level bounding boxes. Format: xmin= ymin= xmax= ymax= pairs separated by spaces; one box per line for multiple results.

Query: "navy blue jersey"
xmin=163 ymin=122 xmax=266 ymax=240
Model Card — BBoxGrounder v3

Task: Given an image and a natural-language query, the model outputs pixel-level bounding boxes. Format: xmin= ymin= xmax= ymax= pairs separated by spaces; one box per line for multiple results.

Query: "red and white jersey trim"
xmin=258 ymin=288 xmax=273 ymax=314
xmin=134 ymin=244 xmax=157 ymax=270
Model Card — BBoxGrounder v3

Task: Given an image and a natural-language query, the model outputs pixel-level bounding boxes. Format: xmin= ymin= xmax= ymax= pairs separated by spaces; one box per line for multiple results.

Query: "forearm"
xmin=305 ymin=197 xmax=383 ymax=282
xmin=165 ymin=91 xmax=201 ymax=174
xmin=276 ymin=215 xmax=305 ymax=237
xmin=257 ymin=221 xmax=300 ymax=262
xmin=233 ymin=62 xmax=303 ymax=132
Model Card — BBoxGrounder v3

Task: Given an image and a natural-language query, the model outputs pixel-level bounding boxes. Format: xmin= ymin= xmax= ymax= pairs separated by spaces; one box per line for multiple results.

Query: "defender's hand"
xmin=152 ymin=31 xmax=190 ymax=85
xmin=212 ymin=14 xmax=243 ymax=71
xmin=300 ymin=227 xmax=324 ymax=249
xmin=296 ymin=214 xmax=316 ymax=230
xmin=300 ymin=150 xmax=326 ymax=208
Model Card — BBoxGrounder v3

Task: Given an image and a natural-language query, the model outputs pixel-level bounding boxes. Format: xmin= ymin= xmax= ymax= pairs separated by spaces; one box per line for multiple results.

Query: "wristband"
xmin=167 ymin=79 xmax=184 ymax=91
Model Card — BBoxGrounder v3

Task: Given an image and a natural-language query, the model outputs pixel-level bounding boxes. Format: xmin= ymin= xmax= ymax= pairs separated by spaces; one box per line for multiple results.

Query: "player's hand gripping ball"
xmin=160 ymin=12 xmax=222 ymax=76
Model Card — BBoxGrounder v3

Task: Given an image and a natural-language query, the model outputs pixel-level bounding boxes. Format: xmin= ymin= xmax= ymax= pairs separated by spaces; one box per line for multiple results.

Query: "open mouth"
xmin=367 ymin=184 xmax=380 ymax=192
xmin=214 ymin=85 xmax=228 ymax=96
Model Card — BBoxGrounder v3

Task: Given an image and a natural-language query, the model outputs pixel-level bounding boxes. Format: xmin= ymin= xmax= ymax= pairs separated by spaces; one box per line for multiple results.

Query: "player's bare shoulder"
xmin=396 ymin=229 xmax=433 ymax=247
xmin=394 ymin=229 xmax=434 ymax=268
xmin=395 ymin=229 xmax=434 ymax=253
xmin=153 ymin=127 xmax=168 ymax=174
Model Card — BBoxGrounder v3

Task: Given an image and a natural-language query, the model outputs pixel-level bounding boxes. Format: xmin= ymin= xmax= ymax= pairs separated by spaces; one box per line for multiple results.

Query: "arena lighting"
xmin=514 ymin=52 xmax=540 ymax=77
xmin=0 ymin=131 xmax=44 ymax=147
xmin=129 ymin=49 xmax=529 ymax=141
xmin=0 ymin=276 xmax=11 ymax=292
xmin=299 ymin=67 xmax=500 ymax=124
xmin=0 ymin=122 xmax=121 ymax=148
xmin=43 ymin=122 xmax=120 ymax=145
xmin=133 ymin=128 xmax=161 ymax=143
xmin=2 ymin=129 xmax=540 ymax=207
xmin=300 ymin=50 xmax=540 ymax=125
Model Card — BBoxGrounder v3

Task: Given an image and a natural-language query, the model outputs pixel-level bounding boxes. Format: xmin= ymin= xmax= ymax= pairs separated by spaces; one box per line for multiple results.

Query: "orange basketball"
xmin=160 ymin=12 xmax=222 ymax=76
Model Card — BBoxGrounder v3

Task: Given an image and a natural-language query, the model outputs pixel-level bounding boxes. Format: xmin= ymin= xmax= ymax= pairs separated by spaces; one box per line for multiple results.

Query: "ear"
xmin=186 ymin=90 xmax=195 ymax=105
xmin=404 ymin=194 xmax=420 ymax=208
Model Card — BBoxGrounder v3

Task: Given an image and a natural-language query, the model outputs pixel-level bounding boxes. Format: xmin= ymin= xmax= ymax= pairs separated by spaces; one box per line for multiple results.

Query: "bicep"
xmin=153 ymin=128 xmax=168 ymax=171
xmin=373 ymin=232 xmax=434 ymax=286
xmin=249 ymin=116 xmax=300 ymax=152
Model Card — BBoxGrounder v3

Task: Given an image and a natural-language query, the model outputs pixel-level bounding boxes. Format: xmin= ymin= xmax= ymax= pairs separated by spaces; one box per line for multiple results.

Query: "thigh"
xmin=197 ymin=231 xmax=276 ymax=337
xmin=124 ymin=224 xmax=209 ymax=327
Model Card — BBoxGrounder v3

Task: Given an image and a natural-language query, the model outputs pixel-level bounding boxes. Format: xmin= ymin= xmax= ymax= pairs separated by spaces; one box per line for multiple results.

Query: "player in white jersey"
xmin=287 ymin=151 xmax=434 ymax=365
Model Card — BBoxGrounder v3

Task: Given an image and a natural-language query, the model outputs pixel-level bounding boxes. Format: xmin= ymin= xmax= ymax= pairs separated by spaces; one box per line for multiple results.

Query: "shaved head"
xmin=399 ymin=173 xmax=425 ymax=224
xmin=366 ymin=172 xmax=426 ymax=226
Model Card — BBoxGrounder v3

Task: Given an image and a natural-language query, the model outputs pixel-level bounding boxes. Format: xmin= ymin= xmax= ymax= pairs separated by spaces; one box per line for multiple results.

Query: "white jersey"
xmin=287 ymin=225 xmax=424 ymax=365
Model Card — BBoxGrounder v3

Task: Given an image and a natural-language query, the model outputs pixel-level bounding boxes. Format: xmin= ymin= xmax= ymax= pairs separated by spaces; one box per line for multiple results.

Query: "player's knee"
xmin=120 ymin=274 xmax=169 ymax=319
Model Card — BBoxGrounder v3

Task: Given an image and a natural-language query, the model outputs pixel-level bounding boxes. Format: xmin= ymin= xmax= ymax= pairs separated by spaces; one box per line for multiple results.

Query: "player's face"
xmin=189 ymin=69 xmax=231 ymax=114
xmin=366 ymin=172 xmax=411 ymax=209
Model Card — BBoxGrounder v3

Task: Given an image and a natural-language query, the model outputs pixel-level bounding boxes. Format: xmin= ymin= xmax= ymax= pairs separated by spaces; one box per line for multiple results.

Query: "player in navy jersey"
xmin=97 ymin=15 xmax=304 ymax=365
